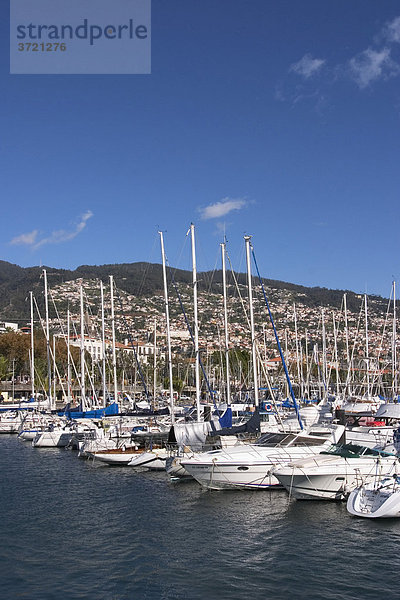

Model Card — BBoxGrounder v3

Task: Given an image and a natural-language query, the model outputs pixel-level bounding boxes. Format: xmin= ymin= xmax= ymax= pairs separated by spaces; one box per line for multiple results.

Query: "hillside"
xmin=0 ymin=259 xmax=387 ymax=324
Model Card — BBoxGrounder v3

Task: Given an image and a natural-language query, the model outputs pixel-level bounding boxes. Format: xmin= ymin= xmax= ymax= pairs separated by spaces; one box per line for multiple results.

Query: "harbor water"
xmin=2 ymin=435 xmax=400 ymax=600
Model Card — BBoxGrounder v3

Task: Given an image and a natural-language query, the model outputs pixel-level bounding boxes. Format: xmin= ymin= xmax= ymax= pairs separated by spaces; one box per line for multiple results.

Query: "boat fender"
xmin=343 ymin=484 xmax=351 ymax=496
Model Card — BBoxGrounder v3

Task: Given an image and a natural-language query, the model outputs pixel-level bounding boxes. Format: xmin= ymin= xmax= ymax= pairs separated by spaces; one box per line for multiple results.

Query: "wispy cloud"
xmin=290 ymin=54 xmax=326 ymax=79
xmin=199 ymin=198 xmax=247 ymax=220
xmin=384 ymin=15 xmax=400 ymax=43
xmin=278 ymin=14 xmax=400 ymax=105
xmin=10 ymin=229 xmax=39 ymax=246
xmin=10 ymin=210 xmax=94 ymax=250
xmin=348 ymin=47 xmax=399 ymax=89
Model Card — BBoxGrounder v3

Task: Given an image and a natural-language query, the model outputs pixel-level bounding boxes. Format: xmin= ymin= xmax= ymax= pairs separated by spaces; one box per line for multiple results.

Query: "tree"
xmin=0 ymin=355 xmax=9 ymax=381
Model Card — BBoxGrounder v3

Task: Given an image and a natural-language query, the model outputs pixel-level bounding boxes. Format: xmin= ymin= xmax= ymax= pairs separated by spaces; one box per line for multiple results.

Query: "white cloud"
xmin=10 ymin=229 xmax=39 ymax=246
xmin=384 ymin=15 xmax=400 ymax=43
xmin=9 ymin=211 xmax=94 ymax=249
xmin=199 ymin=198 xmax=247 ymax=220
xmin=348 ymin=47 xmax=399 ymax=88
xmin=290 ymin=54 xmax=326 ymax=79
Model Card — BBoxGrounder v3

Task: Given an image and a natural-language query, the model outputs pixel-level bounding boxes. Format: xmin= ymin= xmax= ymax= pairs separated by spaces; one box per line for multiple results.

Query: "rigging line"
xmin=166 ymin=257 xmax=219 ymax=411
xmin=250 ymin=243 xmax=304 ymax=430
xmin=225 ymin=248 xmax=282 ymax=421
xmin=46 ymin=291 xmax=82 ymax=391
xmin=169 ymin=228 xmax=190 ymax=275
xmin=343 ymin=297 xmax=363 ymax=396
xmin=81 ymin=285 xmax=112 ymax=397
xmin=33 ymin=295 xmax=69 ymax=403
xmin=370 ymin=287 xmax=393 ymax=394
xmin=74 ymin=288 xmax=100 ymax=404
xmin=136 ymin=233 xmax=159 ymax=297
xmin=114 ymin=284 xmax=150 ymax=399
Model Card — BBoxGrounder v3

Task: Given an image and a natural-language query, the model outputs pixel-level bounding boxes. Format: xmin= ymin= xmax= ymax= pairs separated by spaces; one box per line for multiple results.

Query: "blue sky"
xmin=2 ymin=0 xmax=400 ymax=297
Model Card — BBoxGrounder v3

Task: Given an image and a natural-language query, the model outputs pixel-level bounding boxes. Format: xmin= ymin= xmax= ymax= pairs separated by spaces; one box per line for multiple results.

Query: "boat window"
xmin=255 ymin=432 xmax=298 ymax=446
xmin=320 ymin=444 xmax=361 ymax=458
xmin=320 ymin=443 xmax=395 ymax=458
xmin=290 ymin=437 xmax=329 ymax=447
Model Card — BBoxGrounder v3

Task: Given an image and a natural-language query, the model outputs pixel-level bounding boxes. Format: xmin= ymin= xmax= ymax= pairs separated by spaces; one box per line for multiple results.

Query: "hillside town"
xmin=0 ymin=272 xmax=397 ymax=402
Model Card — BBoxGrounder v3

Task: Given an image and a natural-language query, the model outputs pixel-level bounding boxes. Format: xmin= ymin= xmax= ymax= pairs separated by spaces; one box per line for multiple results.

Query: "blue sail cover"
xmin=210 ymin=409 xmax=260 ymax=437
xmin=58 ymin=402 xmax=119 ymax=419
xmin=218 ymin=406 xmax=232 ymax=428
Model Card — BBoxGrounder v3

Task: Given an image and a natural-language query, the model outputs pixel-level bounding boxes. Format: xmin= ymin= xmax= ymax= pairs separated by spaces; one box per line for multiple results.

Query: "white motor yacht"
xmin=180 ymin=424 xmax=345 ymax=490
xmin=273 ymin=443 xmax=399 ymax=500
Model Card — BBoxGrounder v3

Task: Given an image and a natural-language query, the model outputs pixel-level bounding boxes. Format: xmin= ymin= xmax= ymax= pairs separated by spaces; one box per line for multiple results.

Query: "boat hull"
xmin=274 ymin=456 xmax=399 ymax=500
xmin=347 ymin=484 xmax=400 ymax=518
xmin=128 ymin=450 xmax=168 ymax=470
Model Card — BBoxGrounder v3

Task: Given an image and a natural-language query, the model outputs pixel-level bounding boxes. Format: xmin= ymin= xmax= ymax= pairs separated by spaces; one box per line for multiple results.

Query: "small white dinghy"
xmin=347 ymin=475 xmax=400 ymax=518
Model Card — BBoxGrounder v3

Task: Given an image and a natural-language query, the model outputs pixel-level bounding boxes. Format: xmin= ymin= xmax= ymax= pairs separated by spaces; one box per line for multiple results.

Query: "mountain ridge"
xmin=0 ymin=259 xmax=387 ymax=323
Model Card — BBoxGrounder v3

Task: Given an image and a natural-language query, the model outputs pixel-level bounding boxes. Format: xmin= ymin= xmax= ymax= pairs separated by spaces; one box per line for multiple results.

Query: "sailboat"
xmin=347 ymin=474 xmax=400 ymax=518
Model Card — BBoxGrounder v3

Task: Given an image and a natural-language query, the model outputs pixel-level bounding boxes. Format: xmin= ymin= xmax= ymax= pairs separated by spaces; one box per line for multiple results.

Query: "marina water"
xmin=2 ymin=435 xmax=400 ymax=600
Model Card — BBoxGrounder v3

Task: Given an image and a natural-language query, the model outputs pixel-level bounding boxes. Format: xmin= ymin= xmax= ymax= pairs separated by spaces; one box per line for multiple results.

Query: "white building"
xmin=0 ymin=321 xmax=19 ymax=333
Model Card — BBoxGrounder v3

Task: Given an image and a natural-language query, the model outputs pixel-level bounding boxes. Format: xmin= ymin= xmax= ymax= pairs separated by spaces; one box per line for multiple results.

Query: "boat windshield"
xmin=255 ymin=432 xmax=326 ymax=447
xmin=321 ymin=443 xmax=395 ymax=458
xmin=255 ymin=432 xmax=298 ymax=447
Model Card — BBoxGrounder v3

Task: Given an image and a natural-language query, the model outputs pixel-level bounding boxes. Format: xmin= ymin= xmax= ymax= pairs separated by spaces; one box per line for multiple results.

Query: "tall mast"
xmin=294 ymin=303 xmax=302 ymax=399
xmin=153 ymin=318 xmax=157 ymax=406
xmin=221 ymin=240 xmax=231 ymax=405
xmin=343 ymin=293 xmax=351 ymax=397
xmin=365 ymin=294 xmax=370 ymax=397
xmin=305 ymin=328 xmax=309 ymax=400
xmin=321 ymin=309 xmax=327 ymax=394
xmin=29 ymin=291 xmax=35 ymax=400
xmin=67 ymin=309 xmax=72 ymax=403
xmin=190 ymin=224 xmax=201 ymax=419
xmin=343 ymin=293 xmax=350 ymax=365
xmin=100 ymin=281 xmax=107 ymax=408
xmin=43 ymin=269 xmax=52 ymax=409
xmin=244 ymin=235 xmax=259 ymax=408
xmin=109 ymin=275 xmax=118 ymax=405
xmin=393 ymin=281 xmax=397 ymax=400
xmin=80 ymin=285 xmax=86 ymax=409
xmin=159 ymin=231 xmax=175 ymax=424
xmin=332 ymin=312 xmax=340 ymax=397
xmin=53 ymin=335 xmax=56 ymax=404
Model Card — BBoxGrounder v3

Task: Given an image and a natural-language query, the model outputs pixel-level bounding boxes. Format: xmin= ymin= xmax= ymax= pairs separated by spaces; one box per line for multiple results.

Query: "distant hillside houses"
xmin=0 ymin=321 xmax=19 ymax=333
xmin=66 ymin=334 xmax=157 ymax=364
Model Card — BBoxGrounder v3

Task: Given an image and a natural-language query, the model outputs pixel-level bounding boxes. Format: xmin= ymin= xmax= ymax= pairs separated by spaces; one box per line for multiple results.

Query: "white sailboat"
xmin=347 ymin=474 xmax=400 ymax=518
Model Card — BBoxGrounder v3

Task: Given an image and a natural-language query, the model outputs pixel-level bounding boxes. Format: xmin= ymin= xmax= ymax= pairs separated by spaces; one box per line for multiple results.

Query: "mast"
xmin=284 ymin=329 xmax=289 ymax=398
xmin=190 ymin=224 xmax=201 ymax=419
xmin=159 ymin=231 xmax=175 ymax=424
xmin=332 ymin=312 xmax=340 ymax=398
xmin=153 ymin=318 xmax=157 ymax=407
xmin=100 ymin=281 xmax=107 ymax=408
xmin=294 ymin=303 xmax=302 ymax=399
xmin=109 ymin=275 xmax=118 ymax=405
xmin=365 ymin=294 xmax=370 ymax=398
xmin=221 ymin=240 xmax=231 ymax=405
xmin=43 ymin=269 xmax=52 ymax=410
xmin=343 ymin=293 xmax=351 ymax=397
xmin=321 ymin=309 xmax=327 ymax=395
xmin=53 ymin=335 xmax=56 ymax=404
xmin=80 ymin=285 xmax=86 ymax=409
xmin=67 ymin=309 xmax=72 ymax=404
xmin=29 ymin=291 xmax=35 ymax=400
xmin=244 ymin=235 xmax=259 ymax=408
xmin=305 ymin=328 xmax=309 ymax=400
xmin=393 ymin=281 xmax=397 ymax=400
